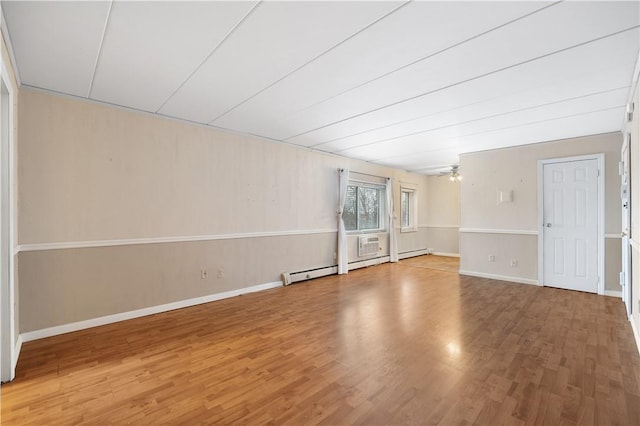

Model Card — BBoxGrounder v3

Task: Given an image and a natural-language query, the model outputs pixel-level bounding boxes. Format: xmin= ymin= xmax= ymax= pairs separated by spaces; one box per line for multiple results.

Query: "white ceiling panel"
xmin=2 ymin=1 xmax=111 ymax=97
xmin=245 ymin=0 xmax=639 ymax=140
xmin=381 ymin=108 xmax=625 ymax=172
xmin=90 ymin=1 xmax=256 ymax=112
xmin=458 ymin=107 xmax=627 ymax=155
xmin=341 ymin=88 xmax=628 ymax=162
xmin=158 ymin=1 xmax=403 ymax=124
xmin=3 ymin=1 xmax=638 ymax=174
xmin=292 ymin=28 xmax=640 ymax=150
xmin=375 ymin=148 xmax=463 ymax=172
xmin=210 ymin=1 xmax=550 ymax=134
xmin=316 ymin=61 xmax=636 ymax=154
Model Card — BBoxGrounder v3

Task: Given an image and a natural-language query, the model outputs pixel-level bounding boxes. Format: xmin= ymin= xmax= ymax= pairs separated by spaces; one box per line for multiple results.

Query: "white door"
xmin=621 ymin=136 xmax=632 ymax=315
xmin=543 ymin=159 xmax=599 ymax=293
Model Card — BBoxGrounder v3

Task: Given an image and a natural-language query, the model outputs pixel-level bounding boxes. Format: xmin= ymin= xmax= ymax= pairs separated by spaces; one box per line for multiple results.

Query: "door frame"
xmin=537 ymin=153 xmax=605 ymax=295
xmin=622 ymin=133 xmax=632 ymax=315
xmin=0 ymin=48 xmax=16 ymax=382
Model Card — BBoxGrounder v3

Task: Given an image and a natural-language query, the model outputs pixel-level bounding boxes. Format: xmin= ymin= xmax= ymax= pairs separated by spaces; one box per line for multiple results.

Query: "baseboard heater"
xmin=281 ymin=255 xmax=391 ymax=286
xmin=281 ymin=265 xmax=339 ymax=286
xmin=398 ymin=248 xmax=430 ymax=259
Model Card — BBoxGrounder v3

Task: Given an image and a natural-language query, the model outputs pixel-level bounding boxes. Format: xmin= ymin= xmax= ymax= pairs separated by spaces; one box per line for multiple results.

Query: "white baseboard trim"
xmin=631 ymin=317 xmax=640 ymax=356
xmin=432 ymin=252 xmax=460 ymax=258
xmin=604 ymin=290 xmax=623 ymax=298
xmin=398 ymin=249 xmax=429 ymax=260
xmin=459 ymin=270 xmax=540 ymax=286
xmin=20 ymin=281 xmax=283 ymax=343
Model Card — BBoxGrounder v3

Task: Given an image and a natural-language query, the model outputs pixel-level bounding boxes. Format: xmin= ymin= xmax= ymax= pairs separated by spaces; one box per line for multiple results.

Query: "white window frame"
xmin=344 ymin=180 xmax=387 ymax=234
xmin=400 ymin=186 xmax=418 ymax=233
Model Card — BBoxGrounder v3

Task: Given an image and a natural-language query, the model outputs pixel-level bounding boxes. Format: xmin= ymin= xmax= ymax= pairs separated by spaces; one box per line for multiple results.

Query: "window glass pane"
xmin=343 ymin=185 xmax=357 ymax=230
xmin=358 ymin=187 xmax=379 ymax=230
xmin=401 ymin=191 xmax=410 ymax=227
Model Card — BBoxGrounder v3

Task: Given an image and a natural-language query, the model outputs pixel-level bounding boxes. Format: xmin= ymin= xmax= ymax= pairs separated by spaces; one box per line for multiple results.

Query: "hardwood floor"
xmin=401 ymin=253 xmax=460 ymax=273
xmin=2 ymin=257 xmax=640 ymax=425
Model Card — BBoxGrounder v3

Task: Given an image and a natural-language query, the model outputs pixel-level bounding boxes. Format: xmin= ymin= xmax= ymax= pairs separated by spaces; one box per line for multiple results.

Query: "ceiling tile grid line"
xmin=87 ymin=0 xmax=113 ymax=98
xmin=330 ymin=86 xmax=631 ymax=155
xmin=206 ymin=0 xmax=411 ymax=125
xmin=210 ymin=0 xmax=558 ymax=126
xmin=282 ymin=25 xmax=640 ymax=142
xmin=153 ymin=1 xmax=261 ymax=114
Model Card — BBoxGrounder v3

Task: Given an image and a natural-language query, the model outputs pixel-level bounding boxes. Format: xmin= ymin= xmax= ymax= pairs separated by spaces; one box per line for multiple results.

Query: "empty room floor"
xmin=2 ymin=256 xmax=639 ymax=425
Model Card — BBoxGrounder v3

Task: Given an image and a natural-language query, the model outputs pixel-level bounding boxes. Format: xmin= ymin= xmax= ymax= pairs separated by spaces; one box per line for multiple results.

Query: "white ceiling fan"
xmin=438 ymin=165 xmax=462 ymax=182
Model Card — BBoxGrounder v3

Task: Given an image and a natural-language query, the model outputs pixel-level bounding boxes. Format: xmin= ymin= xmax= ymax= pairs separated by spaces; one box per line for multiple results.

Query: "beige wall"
xmin=425 ymin=175 xmax=459 ymax=255
xmin=17 ymin=88 xmax=430 ymax=332
xmin=19 ymin=233 xmax=337 ymax=332
xmin=459 ymin=133 xmax=622 ymax=290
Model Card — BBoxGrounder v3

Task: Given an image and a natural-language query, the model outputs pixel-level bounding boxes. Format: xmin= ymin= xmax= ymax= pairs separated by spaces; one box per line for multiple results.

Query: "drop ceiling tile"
xmin=300 ymin=28 xmax=639 ymax=150
xmin=456 ymin=107 xmax=626 ymax=154
xmin=383 ymin=107 xmax=624 ymax=172
xmin=373 ymin=148 xmax=462 ymax=172
xmin=340 ymin=88 xmax=628 ymax=162
xmin=317 ymin=61 xmax=635 ymax=153
xmin=90 ymin=1 xmax=257 ymax=112
xmin=268 ymin=1 xmax=639 ymax=141
xmin=3 ymin=1 xmax=111 ymax=97
xmin=159 ymin=0 xmax=403 ymax=124
xmin=212 ymin=0 xmax=551 ymax=135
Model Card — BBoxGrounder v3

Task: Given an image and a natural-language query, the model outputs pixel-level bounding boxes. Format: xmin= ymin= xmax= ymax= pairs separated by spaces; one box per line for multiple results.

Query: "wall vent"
xmin=358 ymin=235 xmax=379 ymax=257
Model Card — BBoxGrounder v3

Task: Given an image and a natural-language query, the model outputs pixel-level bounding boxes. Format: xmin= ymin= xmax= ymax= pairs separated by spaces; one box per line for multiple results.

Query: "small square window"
xmin=400 ymin=187 xmax=417 ymax=232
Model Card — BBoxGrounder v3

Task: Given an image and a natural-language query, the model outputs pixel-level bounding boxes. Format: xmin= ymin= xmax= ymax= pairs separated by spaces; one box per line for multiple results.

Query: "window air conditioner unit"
xmin=358 ymin=235 xmax=379 ymax=257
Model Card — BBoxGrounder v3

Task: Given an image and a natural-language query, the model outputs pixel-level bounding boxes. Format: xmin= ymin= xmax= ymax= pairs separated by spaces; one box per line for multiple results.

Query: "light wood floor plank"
xmin=2 ymin=256 xmax=639 ymax=425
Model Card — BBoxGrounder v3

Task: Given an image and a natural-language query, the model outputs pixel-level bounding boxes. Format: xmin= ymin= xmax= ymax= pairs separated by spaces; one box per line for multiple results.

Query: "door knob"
xmin=545 ymin=223 xmax=552 ymax=227
xmin=622 ymin=230 xmax=628 ymax=237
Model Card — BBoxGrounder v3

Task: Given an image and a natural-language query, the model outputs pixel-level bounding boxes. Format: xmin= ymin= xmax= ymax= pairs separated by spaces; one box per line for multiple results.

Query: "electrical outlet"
xmin=217 ymin=268 xmax=224 ymax=278
xmin=333 ymin=252 xmax=337 ymax=260
xmin=200 ymin=269 xmax=208 ymax=279
xmin=510 ymin=259 xmax=518 ymax=267
xmin=488 ymin=255 xmax=495 ymax=262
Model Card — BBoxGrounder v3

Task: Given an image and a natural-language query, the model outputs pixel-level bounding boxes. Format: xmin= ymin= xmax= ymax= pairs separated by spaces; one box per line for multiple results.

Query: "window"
xmin=343 ymin=182 xmax=386 ymax=232
xmin=400 ymin=187 xmax=417 ymax=232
